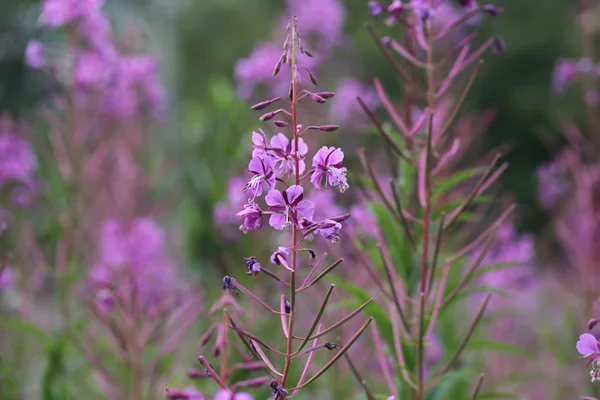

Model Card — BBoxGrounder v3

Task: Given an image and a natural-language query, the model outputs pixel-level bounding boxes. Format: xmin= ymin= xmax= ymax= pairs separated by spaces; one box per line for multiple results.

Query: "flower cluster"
xmin=27 ymin=0 xmax=166 ymax=119
xmin=88 ymin=218 xmax=180 ymax=313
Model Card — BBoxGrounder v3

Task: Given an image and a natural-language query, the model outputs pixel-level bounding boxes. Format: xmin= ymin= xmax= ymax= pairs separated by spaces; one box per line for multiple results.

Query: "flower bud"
xmin=274 ymin=120 xmax=290 ymax=127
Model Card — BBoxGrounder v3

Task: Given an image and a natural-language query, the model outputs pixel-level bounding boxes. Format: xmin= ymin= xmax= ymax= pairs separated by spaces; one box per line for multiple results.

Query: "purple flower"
xmin=329 ymin=78 xmax=378 ymax=125
xmin=311 ymin=146 xmax=348 ymax=192
xmin=369 ymin=2 xmax=387 ymax=16
xmin=0 ymin=267 xmax=13 ymax=290
xmin=235 ymin=41 xmax=288 ymax=99
xmin=577 ymin=333 xmax=600 ymax=382
xmin=316 ymin=219 xmax=342 ymax=242
xmin=244 ymin=257 xmax=261 ymax=275
xmin=286 ymin=0 xmax=345 ymax=54
xmin=251 ymin=129 xmax=269 ymax=157
xmin=213 ymin=390 xmax=254 ymax=400
xmin=0 ymin=134 xmax=37 ymax=187
xmin=39 ymin=0 xmax=105 ymax=28
xmin=25 ymin=41 xmax=45 ymax=69
xmin=270 ymin=246 xmax=290 ymax=264
xmin=536 ymin=160 xmax=569 ymax=210
xmin=244 ymin=155 xmax=276 ymax=199
xmin=265 ymin=185 xmax=315 ymax=230
xmin=88 ymin=218 xmax=178 ymax=311
xmin=214 ymin=177 xmax=248 ymax=226
xmin=552 ymin=58 xmax=580 ymax=95
xmin=269 ymin=133 xmax=308 ymax=177
xmin=236 ymin=203 xmax=264 ymax=232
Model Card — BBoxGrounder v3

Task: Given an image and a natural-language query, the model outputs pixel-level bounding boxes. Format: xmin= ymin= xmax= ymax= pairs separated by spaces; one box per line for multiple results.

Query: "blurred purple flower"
xmin=235 ymin=42 xmax=288 ymax=100
xmin=310 ymin=189 xmax=345 ymax=221
xmin=536 ymin=160 xmax=569 ymax=210
xmin=286 ymin=0 xmax=345 ymax=53
xmin=348 ymin=203 xmax=378 ymax=237
xmin=0 ymin=267 xmax=13 ymax=290
xmin=311 ymin=146 xmax=348 ymax=192
xmin=214 ymin=177 xmax=248 ymax=225
xmin=266 ymin=185 xmax=315 ymax=230
xmin=89 ymin=218 xmax=178 ymax=311
xmin=0 ymin=133 xmax=37 ymax=188
xmin=39 ymin=0 xmax=105 ymax=28
xmin=213 ymin=390 xmax=254 ymax=400
xmin=244 ymin=256 xmax=261 ymax=275
xmin=551 ymin=58 xmax=598 ymax=95
xmin=329 ymin=78 xmax=378 ymax=125
xmin=25 ymin=41 xmax=45 ymax=69
xmin=270 ymin=246 xmax=290 ymax=264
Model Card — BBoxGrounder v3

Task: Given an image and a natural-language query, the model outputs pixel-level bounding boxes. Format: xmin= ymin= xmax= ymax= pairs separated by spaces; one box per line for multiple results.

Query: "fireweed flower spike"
xmin=577 ymin=333 xmax=600 ymax=382
xmin=171 ymin=14 xmax=373 ymax=399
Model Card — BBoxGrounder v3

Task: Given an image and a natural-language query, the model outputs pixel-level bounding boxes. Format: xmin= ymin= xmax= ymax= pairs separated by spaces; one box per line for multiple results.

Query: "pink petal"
xmin=265 ymin=189 xmax=285 ymax=207
xmin=270 ymin=133 xmax=289 ymax=150
xmin=327 ymin=147 xmax=344 ymax=165
xmin=295 ymin=199 xmax=315 ymax=220
xmin=311 ymin=169 xmax=325 ymax=188
xmin=286 ymin=185 xmax=304 ymax=204
xmin=577 ymin=333 xmax=599 ymax=356
xmin=269 ymin=213 xmax=286 ymax=230
xmin=293 ymin=137 xmax=308 ymax=155
xmin=312 ymin=146 xmax=329 ymax=167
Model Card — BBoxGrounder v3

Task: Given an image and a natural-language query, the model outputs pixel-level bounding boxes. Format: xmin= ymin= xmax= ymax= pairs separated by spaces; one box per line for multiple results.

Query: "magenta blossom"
xmin=244 ymin=155 xmax=276 ymax=199
xmin=577 ymin=333 xmax=600 ymax=382
xmin=270 ymin=133 xmax=308 ymax=177
xmin=25 ymin=41 xmax=45 ymax=69
xmin=316 ymin=219 xmax=342 ymax=242
xmin=265 ymin=185 xmax=314 ymax=230
xmin=236 ymin=203 xmax=264 ymax=232
xmin=311 ymin=146 xmax=348 ymax=192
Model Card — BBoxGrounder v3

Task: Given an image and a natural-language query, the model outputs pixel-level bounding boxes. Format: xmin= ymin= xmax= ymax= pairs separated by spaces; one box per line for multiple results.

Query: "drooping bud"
xmin=274 ymin=120 xmax=290 ymax=127
xmin=492 ymin=36 xmax=506 ymax=54
xmin=315 ymin=92 xmax=335 ymax=99
xmin=307 ymin=69 xmax=319 ymax=86
xmin=311 ymin=93 xmax=326 ymax=103
xmin=187 ymin=368 xmax=209 ymax=379
xmin=589 ymin=318 xmax=600 ymax=330
xmin=317 ymin=125 xmax=340 ymax=132
xmin=259 ymin=108 xmax=284 ymax=121
xmin=251 ymin=97 xmax=281 ymax=110
xmin=482 ymin=4 xmax=502 ymax=17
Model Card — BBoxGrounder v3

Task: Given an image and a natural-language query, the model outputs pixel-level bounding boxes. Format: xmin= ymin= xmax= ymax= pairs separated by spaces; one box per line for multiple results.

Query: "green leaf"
xmin=432 ymin=167 xmax=486 ymax=201
xmin=477 ymin=392 xmax=521 ymax=399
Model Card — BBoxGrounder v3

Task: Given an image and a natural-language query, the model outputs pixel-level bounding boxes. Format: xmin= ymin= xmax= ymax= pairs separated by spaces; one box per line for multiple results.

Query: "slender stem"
xmin=418 ymin=9 xmax=436 ymax=399
xmin=282 ymin=16 xmax=299 ymax=387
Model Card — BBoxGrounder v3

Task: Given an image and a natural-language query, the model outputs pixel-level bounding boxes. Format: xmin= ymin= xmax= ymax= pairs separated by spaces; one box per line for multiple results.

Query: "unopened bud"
xmin=311 ymin=94 xmax=326 ymax=103
xmin=235 ymin=376 xmax=271 ymax=388
xmin=482 ymin=4 xmax=502 ymax=17
xmin=251 ymin=97 xmax=281 ymax=110
xmin=259 ymin=109 xmax=282 ymax=121
xmin=274 ymin=120 xmax=290 ymax=127
xmin=315 ymin=92 xmax=335 ymax=99
xmin=307 ymin=70 xmax=319 ymax=86
xmin=187 ymin=368 xmax=209 ymax=379
xmin=317 ymin=125 xmax=339 ymax=132
xmin=492 ymin=36 xmax=505 ymax=54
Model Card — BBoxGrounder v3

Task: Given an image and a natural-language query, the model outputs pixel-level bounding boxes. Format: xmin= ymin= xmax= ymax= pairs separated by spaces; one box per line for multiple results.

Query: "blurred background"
xmin=0 ymin=0 xmax=599 ymax=399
